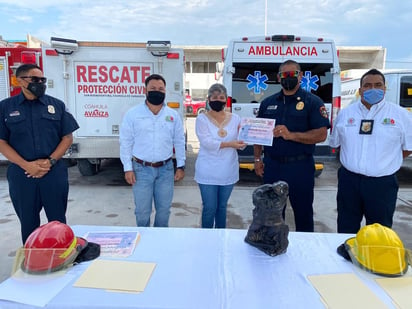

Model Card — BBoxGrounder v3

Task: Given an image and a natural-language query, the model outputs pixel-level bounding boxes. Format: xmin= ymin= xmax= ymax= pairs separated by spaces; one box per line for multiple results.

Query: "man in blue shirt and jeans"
xmin=120 ymin=74 xmax=186 ymax=227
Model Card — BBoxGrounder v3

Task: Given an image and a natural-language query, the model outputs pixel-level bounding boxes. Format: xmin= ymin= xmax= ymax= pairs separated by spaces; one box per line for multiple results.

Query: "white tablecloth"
xmin=0 ymin=226 xmax=402 ymax=308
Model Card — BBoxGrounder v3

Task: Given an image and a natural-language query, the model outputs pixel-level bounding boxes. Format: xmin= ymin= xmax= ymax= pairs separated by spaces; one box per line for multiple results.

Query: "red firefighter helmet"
xmin=22 ymin=221 xmax=87 ymax=274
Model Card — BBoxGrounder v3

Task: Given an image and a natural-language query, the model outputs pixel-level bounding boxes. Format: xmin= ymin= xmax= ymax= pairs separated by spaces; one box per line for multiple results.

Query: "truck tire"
xmin=197 ymin=108 xmax=206 ymax=115
xmin=77 ymin=159 xmax=101 ymax=176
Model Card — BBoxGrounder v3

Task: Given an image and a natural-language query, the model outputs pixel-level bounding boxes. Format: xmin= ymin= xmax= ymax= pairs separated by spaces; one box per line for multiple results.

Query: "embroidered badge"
xmin=319 ymin=106 xmax=328 ymax=118
xmin=165 ymin=116 xmax=174 ymax=122
xmin=296 ymin=102 xmax=304 ymax=110
xmin=382 ymin=118 xmax=395 ymax=125
xmin=267 ymin=105 xmax=277 ymax=110
xmin=9 ymin=110 xmax=20 ymax=117
xmin=359 ymin=119 xmax=374 ymax=135
xmin=48 ymin=105 xmax=55 ymax=114
xmin=346 ymin=118 xmax=356 ymax=126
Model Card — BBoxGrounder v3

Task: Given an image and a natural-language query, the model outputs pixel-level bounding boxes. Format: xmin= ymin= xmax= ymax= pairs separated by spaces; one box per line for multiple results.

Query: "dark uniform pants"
xmin=263 ymin=155 xmax=315 ymax=232
xmin=337 ymin=166 xmax=398 ymax=233
xmin=7 ymin=161 xmax=69 ymax=243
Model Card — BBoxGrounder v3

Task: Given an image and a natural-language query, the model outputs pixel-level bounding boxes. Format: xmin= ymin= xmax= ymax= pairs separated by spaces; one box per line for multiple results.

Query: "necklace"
xmin=205 ymin=112 xmax=232 ymax=138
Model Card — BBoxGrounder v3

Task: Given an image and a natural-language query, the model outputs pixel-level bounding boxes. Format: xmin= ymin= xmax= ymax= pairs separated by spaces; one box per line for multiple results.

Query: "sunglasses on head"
xmin=278 ymin=71 xmax=300 ymax=78
xmin=19 ymin=76 xmax=47 ymax=84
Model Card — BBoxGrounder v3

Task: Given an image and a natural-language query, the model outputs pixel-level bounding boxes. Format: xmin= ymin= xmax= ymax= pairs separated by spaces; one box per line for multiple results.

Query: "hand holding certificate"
xmin=238 ymin=117 xmax=275 ymax=146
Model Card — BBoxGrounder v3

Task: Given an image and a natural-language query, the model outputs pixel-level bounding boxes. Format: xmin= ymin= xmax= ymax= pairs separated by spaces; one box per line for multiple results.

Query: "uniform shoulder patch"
xmin=319 ymin=106 xmax=329 ymax=119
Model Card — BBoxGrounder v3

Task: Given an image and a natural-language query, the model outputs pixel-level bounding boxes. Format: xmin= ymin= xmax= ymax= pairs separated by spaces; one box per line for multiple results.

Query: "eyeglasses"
xmin=278 ymin=71 xmax=300 ymax=78
xmin=19 ymin=76 xmax=47 ymax=84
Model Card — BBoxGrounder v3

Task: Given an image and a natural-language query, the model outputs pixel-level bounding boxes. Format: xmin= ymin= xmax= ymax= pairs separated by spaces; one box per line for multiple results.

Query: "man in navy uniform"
xmin=253 ymin=60 xmax=330 ymax=232
xmin=0 ymin=64 xmax=79 ymax=243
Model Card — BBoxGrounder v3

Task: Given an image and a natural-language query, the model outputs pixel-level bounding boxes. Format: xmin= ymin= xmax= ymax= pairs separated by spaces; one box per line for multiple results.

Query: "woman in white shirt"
xmin=195 ymin=84 xmax=246 ymax=228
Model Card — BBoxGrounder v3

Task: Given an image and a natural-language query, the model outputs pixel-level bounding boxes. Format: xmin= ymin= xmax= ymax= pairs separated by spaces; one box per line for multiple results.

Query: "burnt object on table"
xmin=245 ymin=181 xmax=289 ymax=256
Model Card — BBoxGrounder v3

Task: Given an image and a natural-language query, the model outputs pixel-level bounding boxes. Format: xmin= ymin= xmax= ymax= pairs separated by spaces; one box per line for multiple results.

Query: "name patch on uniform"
xmin=359 ymin=119 xmax=374 ymax=134
xmin=9 ymin=110 xmax=20 ymax=117
xmin=319 ymin=106 xmax=328 ymax=119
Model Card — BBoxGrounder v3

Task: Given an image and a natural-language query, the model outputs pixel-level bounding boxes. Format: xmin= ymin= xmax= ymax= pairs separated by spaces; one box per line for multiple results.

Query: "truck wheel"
xmin=62 ymin=158 xmax=77 ymax=167
xmin=314 ymin=162 xmax=323 ymax=178
xmin=77 ymin=159 xmax=101 ymax=176
xmin=197 ymin=108 xmax=206 ymax=115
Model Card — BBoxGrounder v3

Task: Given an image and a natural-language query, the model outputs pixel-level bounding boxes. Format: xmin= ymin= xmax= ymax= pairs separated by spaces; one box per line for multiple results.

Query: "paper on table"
xmin=0 ymin=269 xmax=75 ymax=307
xmin=85 ymin=231 xmax=141 ymax=257
xmin=73 ymin=259 xmax=156 ymax=292
xmin=376 ymin=276 xmax=412 ymax=309
xmin=308 ymin=273 xmax=387 ymax=309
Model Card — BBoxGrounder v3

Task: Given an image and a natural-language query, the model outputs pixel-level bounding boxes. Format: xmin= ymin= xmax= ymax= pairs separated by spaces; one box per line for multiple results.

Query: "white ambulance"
xmin=219 ymin=35 xmax=341 ymax=165
xmin=42 ymin=37 xmax=186 ymax=175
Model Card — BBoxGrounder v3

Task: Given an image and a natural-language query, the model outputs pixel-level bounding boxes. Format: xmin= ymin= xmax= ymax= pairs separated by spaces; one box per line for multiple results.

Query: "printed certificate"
xmin=85 ymin=231 xmax=141 ymax=258
xmin=238 ymin=117 xmax=275 ymax=146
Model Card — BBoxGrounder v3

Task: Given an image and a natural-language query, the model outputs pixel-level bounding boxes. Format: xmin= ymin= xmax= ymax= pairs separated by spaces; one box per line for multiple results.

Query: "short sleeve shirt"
xmin=257 ymin=88 xmax=330 ymax=157
xmin=0 ymin=93 xmax=79 ymax=161
xmin=329 ymin=99 xmax=412 ymax=176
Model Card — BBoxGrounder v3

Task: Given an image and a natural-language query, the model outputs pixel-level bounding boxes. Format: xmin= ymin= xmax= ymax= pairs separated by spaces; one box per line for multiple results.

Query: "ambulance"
xmin=219 ymin=35 xmax=341 ymax=167
xmin=341 ymin=69 xmax=412 ymax=111
xmin=0 ymin=45 xmax=42 ymax=160
xmin=42 ymin=37 xmax=185 ymax=176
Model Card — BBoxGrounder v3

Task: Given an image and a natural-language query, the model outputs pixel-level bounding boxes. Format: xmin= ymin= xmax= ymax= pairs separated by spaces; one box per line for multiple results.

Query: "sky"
xmin=1 ymin=0 xmax=412 ymax=69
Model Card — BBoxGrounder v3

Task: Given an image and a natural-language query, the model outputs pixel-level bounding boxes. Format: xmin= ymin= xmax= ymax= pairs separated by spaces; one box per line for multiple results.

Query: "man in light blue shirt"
xmin=120 ymin=74 xmax=186 ymax=227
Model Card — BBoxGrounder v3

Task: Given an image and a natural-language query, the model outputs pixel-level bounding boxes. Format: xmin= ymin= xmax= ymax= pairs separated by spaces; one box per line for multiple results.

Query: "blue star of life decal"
xmin=246 ymin=71 xmax=268 ymax=94
xmin=300 ymin=71 xmax=319 ymax=92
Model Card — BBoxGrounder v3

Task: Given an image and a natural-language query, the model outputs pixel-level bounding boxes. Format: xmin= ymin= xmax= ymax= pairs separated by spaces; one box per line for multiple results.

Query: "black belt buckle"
xmin=132 ymin=156 xmax=171 ymax=168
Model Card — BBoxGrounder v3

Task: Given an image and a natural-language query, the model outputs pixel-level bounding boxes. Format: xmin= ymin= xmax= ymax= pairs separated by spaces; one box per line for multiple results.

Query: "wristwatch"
xmin=177 ymin=166 xmax=185 ymax=171
xmin=48 ymin=157 xmax=57 ymax=167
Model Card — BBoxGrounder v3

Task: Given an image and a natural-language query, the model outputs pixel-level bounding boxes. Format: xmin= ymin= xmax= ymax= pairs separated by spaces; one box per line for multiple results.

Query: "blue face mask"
xmin=363 ymin=88 xmax=384 ymax=105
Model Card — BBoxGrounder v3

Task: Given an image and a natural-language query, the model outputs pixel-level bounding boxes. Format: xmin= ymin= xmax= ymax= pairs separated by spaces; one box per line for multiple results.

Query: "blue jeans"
xmin=132 ymin=160 xmax=174 ymax=227
xmin=198 ymin=183 xmax=234 ymax=228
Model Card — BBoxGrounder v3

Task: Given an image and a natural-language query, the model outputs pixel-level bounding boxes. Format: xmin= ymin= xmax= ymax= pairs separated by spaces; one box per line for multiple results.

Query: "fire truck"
xmin=218 ymin=35 xmax=341 ymax=170
xmin=0 ymin=45 xmax=42 ymax=101
xmin=40 ymin=37 xmax=186 ymax=176
xmin=0 ymin=44 xmax=42 ymax=160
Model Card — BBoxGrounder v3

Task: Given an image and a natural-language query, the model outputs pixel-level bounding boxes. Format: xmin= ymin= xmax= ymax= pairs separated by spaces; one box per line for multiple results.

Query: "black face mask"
xmin=280 ymin=77 xmax=299 ymax=91
xmin=28 ymin=82 xmax=47 ymax=98
xmin=147 ymin=91 xmax=165 ymax=105
xmin=209 ymin=100 xmax=226 ymax=112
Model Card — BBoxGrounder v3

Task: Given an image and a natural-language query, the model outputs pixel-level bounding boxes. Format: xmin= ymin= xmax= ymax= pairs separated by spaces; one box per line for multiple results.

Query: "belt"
xmin=270 ymin=154 xmax=310 ymax=164
xmin=341 ymin=166 xmax=395 ymax=179
xmin=132 ymin=156 xmax=172 ymax=167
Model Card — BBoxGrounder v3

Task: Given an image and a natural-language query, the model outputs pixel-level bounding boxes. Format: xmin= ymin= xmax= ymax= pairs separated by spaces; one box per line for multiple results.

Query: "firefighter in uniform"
xmin=254 ymin=60 xmax=330 ymax=232
xmin=0 ymin=64 xmax=79 ymax=243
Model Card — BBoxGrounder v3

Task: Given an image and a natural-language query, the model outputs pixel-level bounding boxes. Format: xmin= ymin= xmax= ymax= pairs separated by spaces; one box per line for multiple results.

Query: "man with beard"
xmin=253 ymin=60 xmax=330 ymax=232
xmin=120 ymin=74 xmax=186 ymax=227
xmin=0 ymin=64 xmax=79 ymax=243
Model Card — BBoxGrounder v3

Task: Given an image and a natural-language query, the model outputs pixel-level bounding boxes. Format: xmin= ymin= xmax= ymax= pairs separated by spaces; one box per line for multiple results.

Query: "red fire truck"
xmin=0 ymin=44 xmax=42 ymax=160
xmin=0 ymin=45 xmax=42 ymax=100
